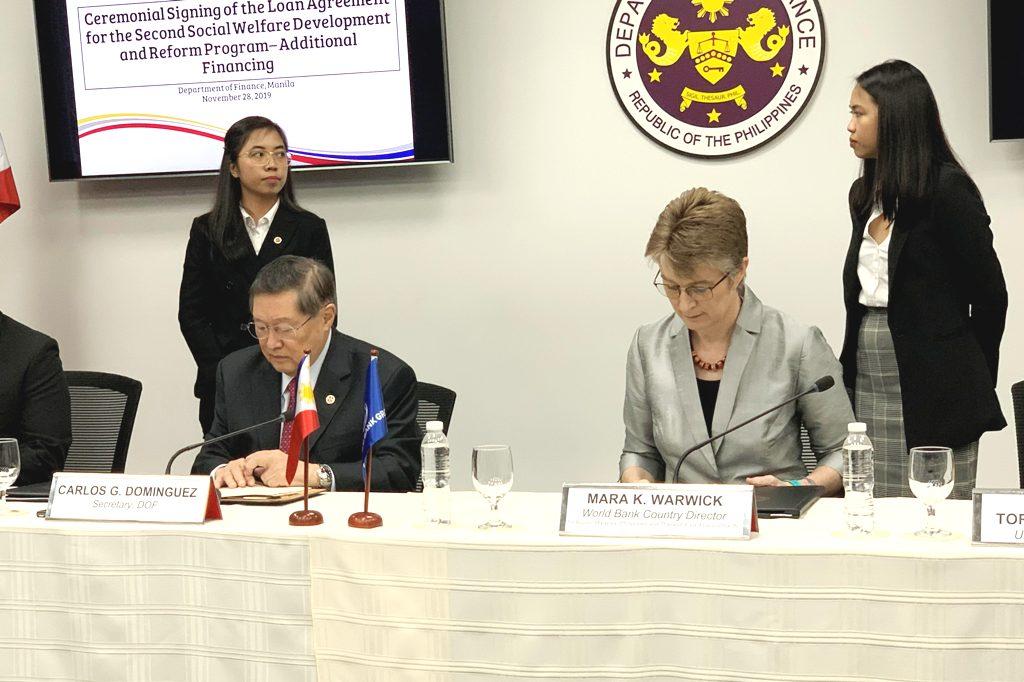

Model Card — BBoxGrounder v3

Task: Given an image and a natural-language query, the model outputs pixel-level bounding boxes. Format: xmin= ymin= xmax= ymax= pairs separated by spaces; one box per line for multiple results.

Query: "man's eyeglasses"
xmin=653 ymin=270 xmax=731 ymax=301
xmin=243 ymin=314 xmax=313 ymax=340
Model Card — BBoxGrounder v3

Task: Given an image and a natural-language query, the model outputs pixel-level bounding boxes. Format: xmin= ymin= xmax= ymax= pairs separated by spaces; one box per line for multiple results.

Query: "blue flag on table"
xmin=361 ymin=353 xmax=389 ymax=479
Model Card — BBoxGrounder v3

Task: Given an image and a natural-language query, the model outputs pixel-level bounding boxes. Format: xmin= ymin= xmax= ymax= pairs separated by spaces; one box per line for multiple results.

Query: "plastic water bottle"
xmin=420 ymin=421 xmax=451 ymax=525
xmin=843 ymin=422 xmax=875 ymax=534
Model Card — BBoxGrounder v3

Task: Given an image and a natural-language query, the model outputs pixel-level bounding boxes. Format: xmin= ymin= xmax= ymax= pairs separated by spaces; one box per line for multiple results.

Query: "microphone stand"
xmin=164 ymin=412 xmax=289 ymax=475
xmin=671 ymin=378 xmax=834 ymax=484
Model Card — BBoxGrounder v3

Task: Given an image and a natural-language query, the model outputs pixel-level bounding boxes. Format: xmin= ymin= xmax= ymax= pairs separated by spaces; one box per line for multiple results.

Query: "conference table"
xmin=1 ymin=491 xmax=1022 ymax=681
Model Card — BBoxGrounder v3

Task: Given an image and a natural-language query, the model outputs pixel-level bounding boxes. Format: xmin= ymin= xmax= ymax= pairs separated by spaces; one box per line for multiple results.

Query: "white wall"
xmin=2 ymin=0 xmax=1022 ymax=492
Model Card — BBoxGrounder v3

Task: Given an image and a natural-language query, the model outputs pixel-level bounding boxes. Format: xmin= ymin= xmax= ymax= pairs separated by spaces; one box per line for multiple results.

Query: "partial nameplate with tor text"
xmin=560 ymin=483 xmax=756 ymax=539
xmin=46 ymin=472 xmax=222 ymax=523
xmin=972 ymin=489 xmax=1024 ymax=545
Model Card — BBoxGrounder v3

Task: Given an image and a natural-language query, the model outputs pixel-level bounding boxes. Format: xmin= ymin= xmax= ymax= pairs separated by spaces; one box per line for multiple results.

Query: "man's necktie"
xmin=279 ymin=374 xmax=297 ymax=452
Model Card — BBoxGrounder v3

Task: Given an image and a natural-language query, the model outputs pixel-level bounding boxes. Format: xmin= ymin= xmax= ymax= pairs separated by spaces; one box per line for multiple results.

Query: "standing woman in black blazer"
xmin=842 ymin=60 xmax=1006 ymax=499
xmin=179 ymin=116 xmax=334 ymax=433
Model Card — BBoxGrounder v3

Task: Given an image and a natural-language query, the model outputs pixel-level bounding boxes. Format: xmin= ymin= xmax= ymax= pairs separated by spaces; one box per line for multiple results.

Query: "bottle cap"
xmin=425 ymin=420 xmax=444 ymax=432
xmin=848 ymin=422 xmax=867 ymax=433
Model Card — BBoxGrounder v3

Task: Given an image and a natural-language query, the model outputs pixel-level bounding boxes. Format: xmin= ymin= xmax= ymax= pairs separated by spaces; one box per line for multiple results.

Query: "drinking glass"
xmin=908 ymin=446 xmax=954 ymax=536
xmin=472 ymin=445 xmax=513 ymax=529
xmin=0 ymin=439 xmax=21 ymax=514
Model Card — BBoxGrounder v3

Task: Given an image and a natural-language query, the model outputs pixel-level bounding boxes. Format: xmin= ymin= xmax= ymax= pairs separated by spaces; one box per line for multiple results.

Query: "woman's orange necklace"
xmin=691 ymin=350 xmax=726 ymax=372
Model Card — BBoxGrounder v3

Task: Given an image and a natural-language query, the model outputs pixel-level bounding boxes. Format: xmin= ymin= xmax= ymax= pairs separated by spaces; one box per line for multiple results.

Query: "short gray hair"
xmin=250 ymin=256 xmax=336 ymax=316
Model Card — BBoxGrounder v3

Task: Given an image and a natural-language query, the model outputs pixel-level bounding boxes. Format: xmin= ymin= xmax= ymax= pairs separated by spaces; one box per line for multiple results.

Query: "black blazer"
xmin=191 ymin=330 xmax=421 ymax=492
xmin=840 ymin=164 xmax=1007 ymax=449
xmin=0 ymin=313 xmax=71 ymax=485
xmin=178 ymin=203 xmax=334 ymax=399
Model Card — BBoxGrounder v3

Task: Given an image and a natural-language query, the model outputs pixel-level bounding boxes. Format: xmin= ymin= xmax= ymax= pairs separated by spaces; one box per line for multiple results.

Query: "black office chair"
xmin=415 ymin=382 xmax=456 ymax=436
xmin=63 ymin=371 xmax=142 ymax=474
xmin=799 ymin=424 xmax=817 ymax=476
xmin=1012 ymin=381 xmax=1024 ymax=488
xmin=414 ymin=382 xmax=456 ymax=492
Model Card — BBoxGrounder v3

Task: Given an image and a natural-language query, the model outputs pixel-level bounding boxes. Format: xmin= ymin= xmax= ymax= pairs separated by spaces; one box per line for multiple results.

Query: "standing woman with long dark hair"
xmin=179 ymin=116 xmax=334 ymax=433
xmin=842 ymin=60 xmax=1006 ymax=499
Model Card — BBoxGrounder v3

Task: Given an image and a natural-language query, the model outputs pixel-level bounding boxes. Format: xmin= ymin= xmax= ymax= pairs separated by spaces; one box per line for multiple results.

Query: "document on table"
xmin=218 ymin=486 xmax=324 ymax=505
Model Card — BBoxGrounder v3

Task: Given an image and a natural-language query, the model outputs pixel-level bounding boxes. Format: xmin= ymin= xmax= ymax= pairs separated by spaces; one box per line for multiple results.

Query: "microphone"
xmin=671 ymin=375 xmax=836 ymax=484
xmin=164 ymin=405 xmax=295 ymax=475
xmin=812 ymin=375 xmax=835 ymax=392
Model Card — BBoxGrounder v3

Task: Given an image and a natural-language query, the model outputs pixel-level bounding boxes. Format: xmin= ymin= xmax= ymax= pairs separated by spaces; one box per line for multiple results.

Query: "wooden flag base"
xmin=349 ymin=435 xmax=382 ymax=529
xmin=348 ymin=511 xmax=382 ymax=528
xmin=288 ymin=438 xmax=322 ymax=526
xmin=289 ymin=509 xmax=324 ymax=526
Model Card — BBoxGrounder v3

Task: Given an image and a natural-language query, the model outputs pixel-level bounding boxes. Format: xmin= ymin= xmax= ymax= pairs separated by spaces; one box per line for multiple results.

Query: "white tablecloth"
xmin=0 ymin=505 xmax=316 ymax=682
xmin=2 ymin=492 xmax=1023 ymax=681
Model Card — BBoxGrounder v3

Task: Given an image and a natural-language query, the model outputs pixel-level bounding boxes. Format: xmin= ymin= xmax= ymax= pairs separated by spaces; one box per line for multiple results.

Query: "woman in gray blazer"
xmin=619 ymin=188 xmax=853 ymax=495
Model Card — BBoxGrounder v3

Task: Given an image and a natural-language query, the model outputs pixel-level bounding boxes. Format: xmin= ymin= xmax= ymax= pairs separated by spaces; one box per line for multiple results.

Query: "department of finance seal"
xmin=607 ymin=0 xmax=825 ymax=157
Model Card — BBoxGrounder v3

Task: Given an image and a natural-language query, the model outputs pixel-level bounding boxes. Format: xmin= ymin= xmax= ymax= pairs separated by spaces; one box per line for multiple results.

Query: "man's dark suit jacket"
xmin=840 ymin=163 xmax=1007 ymax=449
xmin=0 ymin=313 xmax=71 ymax=484
xmin=191 ymin=330 xmax=421 ymax=492
xmin=177 ymin=203 xmax=334 ymax=431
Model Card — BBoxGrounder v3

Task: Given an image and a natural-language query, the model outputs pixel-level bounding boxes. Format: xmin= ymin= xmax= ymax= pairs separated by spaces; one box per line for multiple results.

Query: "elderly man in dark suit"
xmin=0 ymin=312 xmax=71 ymax=484
xmin=191 ymin=256 xmax=420 ymax=492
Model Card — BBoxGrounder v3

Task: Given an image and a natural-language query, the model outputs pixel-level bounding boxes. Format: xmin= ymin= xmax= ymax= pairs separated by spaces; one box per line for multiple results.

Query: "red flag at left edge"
xmin=0 ymin=133 xmax=21 ymax=225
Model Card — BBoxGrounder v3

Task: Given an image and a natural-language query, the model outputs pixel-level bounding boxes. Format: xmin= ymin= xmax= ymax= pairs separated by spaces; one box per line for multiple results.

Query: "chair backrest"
xmin=63 ymin=371 xmax=142 ymax=474
xmin=414 ymin=382 xmax=456 ymax=493
xmin=1012 ymin=381 xmax=1024 ymax=488
xmin=799 ymin=424 xmax=817 ymax=476
xmin=415 ymin=382 xmax=457 ymax=436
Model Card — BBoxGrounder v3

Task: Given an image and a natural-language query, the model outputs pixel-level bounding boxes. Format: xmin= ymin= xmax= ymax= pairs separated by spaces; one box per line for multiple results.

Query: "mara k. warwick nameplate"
xmin=560 ymin=483 xmax=755 ymax=539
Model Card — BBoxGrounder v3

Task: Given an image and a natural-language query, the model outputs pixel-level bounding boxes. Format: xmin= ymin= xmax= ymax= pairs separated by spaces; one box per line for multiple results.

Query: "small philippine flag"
xmin=0 ymin=133 xmax=20 ymax=224
xmin=284 ymin=353 xmax=320 ymax=482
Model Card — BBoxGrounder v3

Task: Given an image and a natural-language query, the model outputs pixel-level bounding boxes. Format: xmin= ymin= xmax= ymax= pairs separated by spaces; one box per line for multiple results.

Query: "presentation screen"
xmin=34 ymin=0 xmax=452 ymax=180
xmin=990 ymin=0 xmax=1024 ymax=140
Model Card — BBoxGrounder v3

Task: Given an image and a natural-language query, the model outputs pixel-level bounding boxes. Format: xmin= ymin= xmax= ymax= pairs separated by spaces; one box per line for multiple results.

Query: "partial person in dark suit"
xmin=843 ymin=60 xmax=1007 ymax=498
xmin=191 ymin=256 xmax=420 ymax=492
xmin=179 ymin=116 xmax=334 ymax=434
xmin=0 ymin=312 xmax=71 ymax=485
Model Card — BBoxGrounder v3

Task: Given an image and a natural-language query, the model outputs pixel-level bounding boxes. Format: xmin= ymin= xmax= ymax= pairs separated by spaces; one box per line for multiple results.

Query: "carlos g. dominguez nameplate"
xmin=972 ymin=489 xmax=1024 ymax=545
xmin=560 ymin=483 xmax=756 ymax=539
xmin=47 ymin=472 xmax=222 ymax=523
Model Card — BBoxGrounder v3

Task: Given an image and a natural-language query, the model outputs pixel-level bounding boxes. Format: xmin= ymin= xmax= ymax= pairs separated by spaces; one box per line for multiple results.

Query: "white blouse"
xmin=857 ymin=211 xmax=892 ymax=307
xmin=240 ymin=199 xmax=280 ymax=254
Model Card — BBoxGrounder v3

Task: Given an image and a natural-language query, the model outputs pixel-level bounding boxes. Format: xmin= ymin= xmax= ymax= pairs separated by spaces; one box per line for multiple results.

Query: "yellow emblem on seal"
xmin=639 ymin=4 xmax=790 ymax=115
xmin=692 ymin=0 xmax=733 ymax=24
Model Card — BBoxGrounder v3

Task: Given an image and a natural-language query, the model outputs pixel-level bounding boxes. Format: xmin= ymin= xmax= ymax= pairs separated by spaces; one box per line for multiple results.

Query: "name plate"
xmin=972 ymin=489 xmax=1024 ymax=544
xmin=560 ymin=483 xmax=756 ymax=539
xmin=47 ymin=473 xmax=222 ymax=523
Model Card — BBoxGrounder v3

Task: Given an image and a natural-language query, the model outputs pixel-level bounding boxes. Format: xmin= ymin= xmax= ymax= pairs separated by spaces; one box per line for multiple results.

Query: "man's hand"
xmin=244 ymin=449 xmax=290 ymax=487
xmin=244 ymin=450 xmax=322 ymax=488
xmin=213 ymin=457 xmax=255 ymax=489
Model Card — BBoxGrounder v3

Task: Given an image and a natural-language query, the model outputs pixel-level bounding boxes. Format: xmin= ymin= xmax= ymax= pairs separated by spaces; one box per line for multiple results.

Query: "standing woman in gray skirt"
xmin=842 ymin=59 xmax=1007 ymax=499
